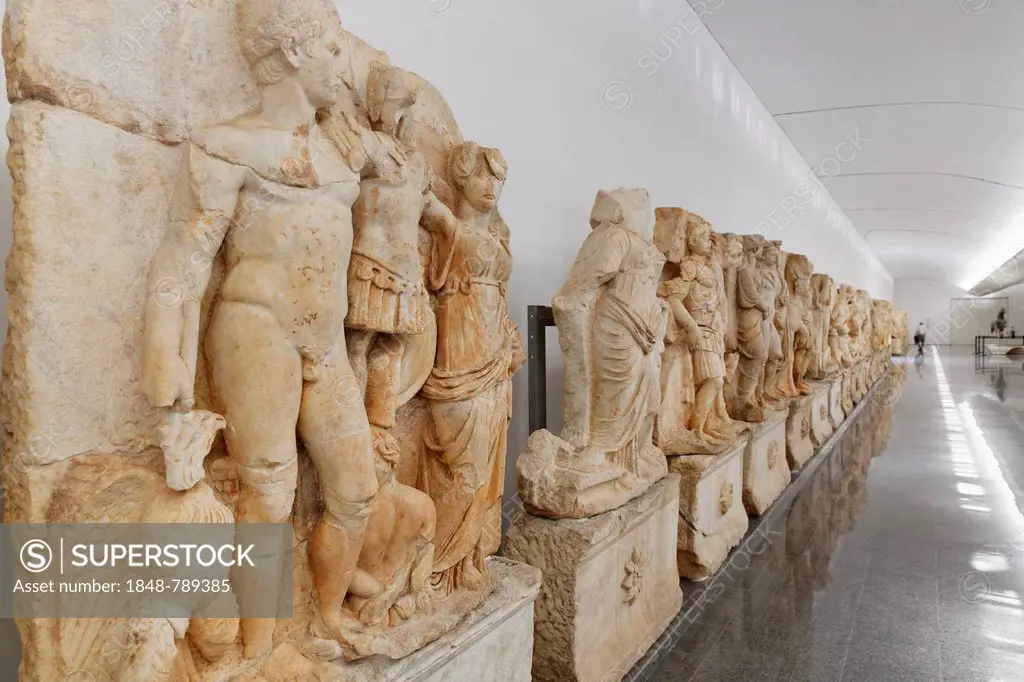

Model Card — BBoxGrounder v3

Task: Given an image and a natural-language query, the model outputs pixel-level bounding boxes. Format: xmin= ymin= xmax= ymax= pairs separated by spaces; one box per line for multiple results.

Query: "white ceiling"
xmin=692 ymin=0 xmax=1024 ymax=288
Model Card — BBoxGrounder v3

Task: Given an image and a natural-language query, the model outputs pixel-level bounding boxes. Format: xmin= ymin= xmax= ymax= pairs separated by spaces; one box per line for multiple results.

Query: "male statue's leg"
xmin=299 ymin=349 xmax=379 ymax=660
xmin=207 ymin=303 xmax=303 ymax=659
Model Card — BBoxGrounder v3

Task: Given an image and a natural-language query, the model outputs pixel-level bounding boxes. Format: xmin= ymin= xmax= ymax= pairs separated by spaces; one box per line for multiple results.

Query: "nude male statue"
xmin=142 ymin=0 xmax=378 ymax=660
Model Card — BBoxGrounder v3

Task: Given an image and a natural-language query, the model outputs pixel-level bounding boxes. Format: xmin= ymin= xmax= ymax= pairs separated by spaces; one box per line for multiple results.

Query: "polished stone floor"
xmin=631 ymin=347 xmax=1024 ymax=681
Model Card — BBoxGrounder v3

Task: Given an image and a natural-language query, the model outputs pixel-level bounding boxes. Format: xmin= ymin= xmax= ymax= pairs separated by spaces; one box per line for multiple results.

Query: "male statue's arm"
xmin=659 ymin=267 xmax=700 ymax=349
xmin=142 ymin=143 xmax=245 ymax=409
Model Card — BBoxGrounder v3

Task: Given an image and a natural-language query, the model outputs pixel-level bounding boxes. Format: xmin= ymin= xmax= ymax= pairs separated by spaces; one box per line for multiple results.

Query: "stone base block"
xmin=851 ymin=361 xmax=869 ymax=403
xmin=828 ymin=377 xmax=845 ymax=429
xmin=504 ymin=476 xmax=682 ymax=682
xmin=841 ymin=371 xmax=855 ymax=415
xmin=809 ymin=382 xmax=834 ymax=447
xmin=259 ymin=558 xmax=541 ymax=681
xmin=787 ymin=395 xmax=815 ymax=471
xmin=669 ymin=442 xmax=749 ymax=580
xmin=741 ymin=410 xmax=789 ymax=516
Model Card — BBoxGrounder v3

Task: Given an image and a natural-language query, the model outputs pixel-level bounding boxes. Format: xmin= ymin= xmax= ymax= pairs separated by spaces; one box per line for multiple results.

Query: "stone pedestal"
xmin=260 ymin=558 xmax=541 ymax=681
xmin=786 ymin=395 xmax=815 ymax=471
xmin=828 ymin=377 xmax=845 ymax=430
xmin=741 ymin=411 xmax=789 ymax=516
xmin=670 ymin=441 xmax=749 ymax=580
xmin=808 ymin=382 xmax=834 ymax=447
xmin=851 ymin=361 xmax=869 ymax=404
xmin=874 ymin=349 xmax=893 ymax=383
xmin=504 ymin=476 xmax=682 ymax=682
xmin=841 ymin=370 xmax=855 ymax=415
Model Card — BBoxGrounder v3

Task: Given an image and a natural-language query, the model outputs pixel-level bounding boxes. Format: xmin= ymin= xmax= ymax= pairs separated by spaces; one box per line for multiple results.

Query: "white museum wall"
xmin=894 ymin=278 xmax=1023 ymax=345
xmin=0 ymin=2 xmax=894 ymax=673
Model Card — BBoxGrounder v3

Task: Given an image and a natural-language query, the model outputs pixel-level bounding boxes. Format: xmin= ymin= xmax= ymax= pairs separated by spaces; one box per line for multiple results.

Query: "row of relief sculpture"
xmin=517 ymin=189 xmax=905 ymax=519
xmin=0 ymin=0 xmax=909 ymax=677
xmin=5 ymin=0 xmax=523 ymax=679
xmin=657 ymin=218 xmax=901 ymax=445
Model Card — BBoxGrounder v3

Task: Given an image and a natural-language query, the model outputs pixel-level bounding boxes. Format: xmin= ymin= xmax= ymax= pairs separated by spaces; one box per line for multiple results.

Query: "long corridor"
xmin=633 ymin=348 xmax=1024 ymax=681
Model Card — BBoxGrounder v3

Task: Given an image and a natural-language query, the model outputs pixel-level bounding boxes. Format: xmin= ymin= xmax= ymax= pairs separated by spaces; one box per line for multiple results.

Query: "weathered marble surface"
xmin=786 ymin=395 xmax=816 ymax=471
xmin=2 ymin=0 xmax=527 ymax=677
xmin=669 ymin=440 xmax=749 ymax=579
xmin=764 ymin=252 xmax=813 ymax=406
xmin=730 ymin=235 xmax=775 ymax=423
xmin=741 ymin=410 xmax=789 ymax=516
xmin=505 ymin=476 xmax=682 ymax=682
xmin=807 ymin=273 xmax=836 ymax=380
xmin=828 ymin=376 xmax=846 ymax=428
xmin=841 ymin=369 xmax=856 ymax=415
xmin=655 ymin=208 xmax=745 ymax=457
xmin=808 ymin=382 xmax=834 ymax=447
xmin=518 ymin=188 xmax=668 ymax=519
xmin=258 ymin=558 xmax=540 ymax=682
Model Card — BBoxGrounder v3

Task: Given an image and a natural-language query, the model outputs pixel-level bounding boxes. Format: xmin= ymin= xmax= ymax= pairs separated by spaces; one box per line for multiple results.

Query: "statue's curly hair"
xmin=447 ymin=141 xmax=508 ymax=193
xmin=236 ymin=0 xmax=340 ymax=85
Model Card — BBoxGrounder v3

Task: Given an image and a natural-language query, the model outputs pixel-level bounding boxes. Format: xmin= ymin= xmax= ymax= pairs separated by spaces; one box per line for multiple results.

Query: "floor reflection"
xmin=632 ymin=348 xmax=1024 ymax=681
xmin=634 ymin=388 xmax=896 ymax=681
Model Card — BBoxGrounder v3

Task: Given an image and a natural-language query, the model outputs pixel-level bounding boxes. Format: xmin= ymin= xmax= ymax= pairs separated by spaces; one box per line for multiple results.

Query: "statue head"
xmin=685 ymin=213 xmax=713 ymax=257
xmin=759 ymin=239 xmax=782 ymax=267
xmin=448 ymin=141 xmax=507 ymax=213
xmin=742 ymin=234 xmax=766 ymax=263
xmin=811 ymin=273 xmax=836 ymax=307
xmin=839 ymin=284 xmax=856 ymax=304
xmin=785 ymin=254 xmax=812 ymax=296
xmin=365 ymin=61 xmax=421 ymax=140
xmin=237 ymin=0 xmax=346 ymax=107
xmin=722 ymin=233 xmax=744 ymax=268
xmin=654 ymin=207 xmax=687 ymax=263
xmin=591 ymin=188 xmax=654 ymax=239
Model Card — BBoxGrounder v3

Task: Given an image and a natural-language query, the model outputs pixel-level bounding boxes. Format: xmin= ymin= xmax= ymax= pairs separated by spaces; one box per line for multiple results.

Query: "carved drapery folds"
xmin=517 ymin=188 xmax=669 ymax=519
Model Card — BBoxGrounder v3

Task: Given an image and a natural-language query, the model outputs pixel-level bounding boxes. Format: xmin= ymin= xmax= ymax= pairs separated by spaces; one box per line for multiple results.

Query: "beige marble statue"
xmin=765 ymin=252 xmax=813 ymax=402
xmin=850 ymin=289 xmax=874 ymax=361
xmin=3 ymin=0 xmax=544 ymax=678
xmin=790 ymin=255 xmax=815 ymax=395
xmin=517 ymin=188 xmax=669 ymax=518
xmin=730 ymin=234 xmax=774 ymax=422
xmin=830 ymin=285 xmax=856 ymax=372
xmin=807 ymin=273 xmax=836 ymax=380
xmin=340 ymin=61 xmax=433 ymax=450
xmin=717 ymin=233 xmax=744 ymax=410
xmin=655 ymin=208 xmax=744 ymax=455
xmin=759 ymin=241 xmax=788 ymax=408
xmin=142 ymin=0 xmax=383 ymax=658
xmin=418 ymin=140 xmax=525 ymax=594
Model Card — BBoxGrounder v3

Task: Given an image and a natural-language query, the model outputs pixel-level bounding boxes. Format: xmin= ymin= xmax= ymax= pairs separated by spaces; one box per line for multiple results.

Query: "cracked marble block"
xmin=786 ymin=395 xmax=815 ymax=471
xmin=504 ymin=476 xmax=682 ymax=682
xmin=741 ymin=411 xmax=789 ymax=516
xmin=808 ymin=381 xmax=834 ymax=447
xmin=669 ymin=441 xmax=749 ymax=580
xmin=828 ymin=376 xmax=846 ymax=429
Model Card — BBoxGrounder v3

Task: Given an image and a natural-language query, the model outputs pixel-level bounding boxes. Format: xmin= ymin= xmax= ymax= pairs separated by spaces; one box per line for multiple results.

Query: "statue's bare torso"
xmin=194 ymin=114 xmax=360 ymax=357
